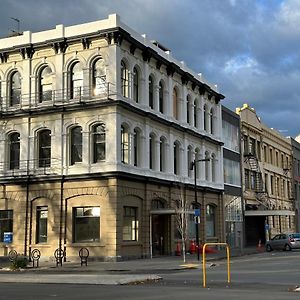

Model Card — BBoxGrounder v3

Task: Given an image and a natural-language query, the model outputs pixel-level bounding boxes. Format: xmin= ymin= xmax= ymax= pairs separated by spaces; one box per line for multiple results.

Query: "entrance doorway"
xmin=151 ymin=214 xmax=169 ymax=256
xmin=245 ymin=216 xmax=266 ymax=246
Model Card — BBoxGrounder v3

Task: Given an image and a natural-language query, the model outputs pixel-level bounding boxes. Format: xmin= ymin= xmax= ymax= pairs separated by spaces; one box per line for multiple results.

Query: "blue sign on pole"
xmin=194 ymin=209 xmax=200 ymax=217
xmin=3 ymin=232 xmax=13 ymax=244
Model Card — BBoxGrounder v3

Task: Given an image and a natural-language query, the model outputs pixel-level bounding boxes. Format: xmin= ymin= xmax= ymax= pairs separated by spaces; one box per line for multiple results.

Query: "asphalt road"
xmin=1 ymin=251 xmax=300 ymax=300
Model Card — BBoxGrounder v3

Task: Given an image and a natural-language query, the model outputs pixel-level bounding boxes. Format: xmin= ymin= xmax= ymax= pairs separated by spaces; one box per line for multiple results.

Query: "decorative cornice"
xmin=20 ymin=44 xmax=35 ymax=59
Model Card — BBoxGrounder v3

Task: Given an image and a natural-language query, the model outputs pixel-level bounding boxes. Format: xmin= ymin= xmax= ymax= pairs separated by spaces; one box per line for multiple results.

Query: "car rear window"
xmin=290 ymin=234 xmax=300 ymax=239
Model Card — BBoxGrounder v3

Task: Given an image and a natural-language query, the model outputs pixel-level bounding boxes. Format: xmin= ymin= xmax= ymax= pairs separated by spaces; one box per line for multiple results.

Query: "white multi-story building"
xmin=0 ymin=14 xmax=225 ymax=260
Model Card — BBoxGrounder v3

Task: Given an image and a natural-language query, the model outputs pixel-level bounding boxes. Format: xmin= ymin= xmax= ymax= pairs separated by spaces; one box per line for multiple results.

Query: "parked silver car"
xmin=266 ymin=233 xmax=300 ymax=251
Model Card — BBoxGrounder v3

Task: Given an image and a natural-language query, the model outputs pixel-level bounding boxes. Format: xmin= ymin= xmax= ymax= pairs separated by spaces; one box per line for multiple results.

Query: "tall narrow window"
xmin=73 ymin=207 xmax=100 ymax=242
xmin=92 ymin=58 xmax=106 ymax=96
xmin=121 ymin=60 xmax=129 ymax=97
xmin=186 ymin=96 xmax=190 ymax=124
xmin=133 ymin=67 xmax=139 ymax=103
xmin=159 ymin=81 xmax=164 ymax=113
xmin=70 ymin=62 xmax=83 ymax=99
xmin=0 ymin=210 xmax=13 ymax=242
xmin=194 ymin=99 xmax=198 ymax=128
xmin=174 ymin=141 xmax=180 ymax=175
xmin=38 ymin=129 xmax=51 ymax=168
xmin=203 ymin=105 xmax=207 ymax=131
xmin=36 ymin=206 xmax=48 ymax=243
xmin=121 ymin=125 xmax=129 ymax=164
xmin=123 ymin=206 xmax=138 ymax=241
xmin=39 ymin=66 xmax=52 ymax=102
xmin=92 ymin=123 xmax=105 ymax=163
xmin=173 ymin=88 xmax=179 ymax=120
xmin=10 ymin=71 xmax=21 ymax=106
xmin=187 ymin=146 xmax=192 ymax=177
xmin=9 ymin=132 xmax=20 ymax=170
xmin=149 ymin=76 xmax=154 ymax=109
xmin=133 ymin=129 xmax=140 ymax=167
xmin=149 ymin=134 xmax=155 ymax=170
xmin=206 ymin=204 xmax=216 ymax=237
xmin=160 ymin=137 xmax=166 ymax=172
xmin=205 ymin=152 xmax=210 ymax=180
xmin=212 ymin=154 xmax=216 ymax=182
xmin=210 ymin=108 xmax=214 ymax=134
xmin=70 ymin=126 xmax=82 ymax=165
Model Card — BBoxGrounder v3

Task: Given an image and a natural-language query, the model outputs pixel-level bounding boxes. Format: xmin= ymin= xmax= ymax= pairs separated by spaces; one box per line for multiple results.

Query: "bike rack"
xmin=202 ymin=242 xmax=230 ymax=288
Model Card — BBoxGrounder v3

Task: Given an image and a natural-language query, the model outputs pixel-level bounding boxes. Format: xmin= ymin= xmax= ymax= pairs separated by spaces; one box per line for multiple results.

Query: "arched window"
xmin=205 ymin=151 xmax=210 ymax=181
xmin=70 ymin=126 xmax=82 ymax=165
xmin=194 ymin=99 xmax=198 ymax=128
xmin=38 ymin=129 xmax=51 ymax=167
xmin=9 ymin=71 xmax=21 ymax=106
xmin=211 ymin=153 xmax=216 ymax=182
xmin=173 ymin=88 xmax=179 ymax=120
xmin=149 ymin=133 xmax=155 ymax=170
xmin=174 ymin=141 xmax=180 ymax=175
xmin=121 ymin=125 xmax=129 ymax=164
xmin=159 ymin=81 xmax=164 ymax=113
xmin=151 ymin=199 xmax=165 ymax=209
xmin=70 ymin=62 xmax=83 ymax=99
xmin=133 ymin=128 xmax=141 ymax=167
xmin=186 ymin=95 xmax=190 ymax=124
xmin=8 ymin=132 xmax=20 ymax=169
xmin=92 ymin=123 xmax=105 ymax=163
xmin=210 ymin=108 xmax=214 ymax=134
xmin=39 ymin=66 xmax=52 ymax=102
xmin=92 ymin=58 xmax=106 ymax=96
xmin=121 ymin=60 xmax=129 ymax=97
xmin=160 ymin=137 xmax=166 ymax=172
xmin=187 ymin=146 xmax=193 ymax=177
xmin=149 ymin=75 xmax=154 ymax=109
xmin=203 ymin=105 xmax=207 ymax=131
xmin=133 ymin=67 xmax=139 ymax=103
xmin=206 ymin=204 xmax=216 ymax=237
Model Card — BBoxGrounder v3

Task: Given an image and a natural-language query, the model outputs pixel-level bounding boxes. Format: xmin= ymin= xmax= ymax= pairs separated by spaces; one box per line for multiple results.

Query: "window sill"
xmin=67 ymin=242 xmax=105 ymax=247
xmin=122 ymin=241 xmax=141 ymax=246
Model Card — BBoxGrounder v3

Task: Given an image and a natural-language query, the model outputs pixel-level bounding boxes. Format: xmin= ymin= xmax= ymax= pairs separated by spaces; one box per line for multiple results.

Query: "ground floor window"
xmin=0 ymin=210 xmax=13 ymax=242
xmin=73 ymin=207 xmax=100 ymax=242
xmin=123 ymin=206 xmax=138 ymax=241
xmin=36 ymin=206 xmax=48 ymax=243
xmin=206 ymin=204 xmax=216 ymax=237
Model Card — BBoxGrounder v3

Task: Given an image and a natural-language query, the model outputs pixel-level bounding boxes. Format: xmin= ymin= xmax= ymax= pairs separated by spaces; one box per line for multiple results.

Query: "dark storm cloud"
xmin=0 ymin=0 xmax=299 ymax=136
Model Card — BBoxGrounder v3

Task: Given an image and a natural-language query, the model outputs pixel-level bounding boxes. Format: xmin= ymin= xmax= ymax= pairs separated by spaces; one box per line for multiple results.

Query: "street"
xmin=1 ymin=251 xmax=300 ymax=300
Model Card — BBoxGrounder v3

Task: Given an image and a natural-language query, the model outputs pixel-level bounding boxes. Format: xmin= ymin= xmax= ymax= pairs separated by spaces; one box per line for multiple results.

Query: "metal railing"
xmin=0 ymin=82 xmax=117 ymax=113
xmin=0 ymin=158 xmax=62 ymax=178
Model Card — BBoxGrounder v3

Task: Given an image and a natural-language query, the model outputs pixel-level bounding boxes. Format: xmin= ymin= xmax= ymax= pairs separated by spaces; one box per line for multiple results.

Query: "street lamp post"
xmin=190 ymin=158 xmax=210 ymax=261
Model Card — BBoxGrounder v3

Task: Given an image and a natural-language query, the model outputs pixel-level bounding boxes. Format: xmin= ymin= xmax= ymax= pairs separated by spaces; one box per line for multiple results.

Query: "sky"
xmin=0 ymin=0 xmax=299 ymax=137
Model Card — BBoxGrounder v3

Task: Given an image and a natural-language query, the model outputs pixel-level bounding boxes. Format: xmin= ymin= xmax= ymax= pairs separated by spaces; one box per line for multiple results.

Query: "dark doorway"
xmin=152 ymin=214 xmax=169 ymax=256
xmin=245 ymin=216 xmax=266 ymax=246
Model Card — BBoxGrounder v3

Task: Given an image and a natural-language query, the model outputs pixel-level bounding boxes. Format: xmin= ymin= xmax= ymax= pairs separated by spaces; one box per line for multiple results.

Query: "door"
xmin=152 ymin=214 xmax=168 ymax=256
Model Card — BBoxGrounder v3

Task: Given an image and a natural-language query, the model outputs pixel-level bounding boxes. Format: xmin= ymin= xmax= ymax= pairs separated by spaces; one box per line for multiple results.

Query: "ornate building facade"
xmin=237 ymin=104 xmax=295 ymax=246
xmin=0 ymin=14 xmax=225 ymax=260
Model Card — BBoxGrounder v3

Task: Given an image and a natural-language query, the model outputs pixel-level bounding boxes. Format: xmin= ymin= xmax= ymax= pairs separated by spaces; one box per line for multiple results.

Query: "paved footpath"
xmin=0 ymin=247 xmax=258 ymax=285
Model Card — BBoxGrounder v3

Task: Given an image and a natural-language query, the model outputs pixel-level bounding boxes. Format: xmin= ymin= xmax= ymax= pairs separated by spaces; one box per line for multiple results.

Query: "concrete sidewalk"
xmin=0 ymin=247 xmax=260 ymax=285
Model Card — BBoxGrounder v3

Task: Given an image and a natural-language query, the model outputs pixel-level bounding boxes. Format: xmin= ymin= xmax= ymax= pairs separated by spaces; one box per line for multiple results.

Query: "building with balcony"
xmin=0 ymin=14 xmax=225 ymax=260
xmin=236 ymin=104 xmax=295 ymax=246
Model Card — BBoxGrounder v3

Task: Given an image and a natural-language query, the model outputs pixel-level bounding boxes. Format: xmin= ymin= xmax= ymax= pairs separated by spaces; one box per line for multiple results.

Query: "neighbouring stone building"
xmin=236 ymin=104 xmax=296 ymax=246
xmin=0 ymin=14 xmax=225 ymax=260
xmin=290 ymin=136 xmax=300 ymax=232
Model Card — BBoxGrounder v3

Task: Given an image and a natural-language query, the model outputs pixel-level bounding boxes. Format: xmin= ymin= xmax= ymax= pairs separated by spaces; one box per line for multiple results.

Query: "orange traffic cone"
xmin=175 ymin=242 xmax=181 ymax=256
xmin=256 ymin=239 xmax=263 ymax=252
xmin=189 ymin=240 xmax=196 ymax=254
